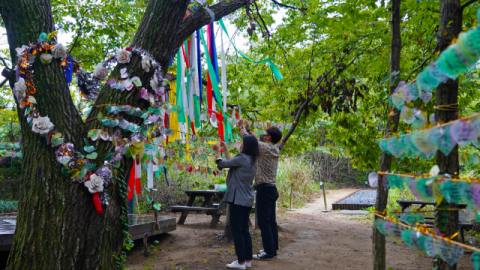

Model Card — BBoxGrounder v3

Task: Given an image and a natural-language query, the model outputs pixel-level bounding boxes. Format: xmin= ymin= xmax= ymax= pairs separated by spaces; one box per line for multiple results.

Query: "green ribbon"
xmin=218 ymin=19 xmax=284 ymax=81
xmin=194 ymin=95 xmax=201 ymax=128
xmin=176 ymin=50 xmax=186 ymax=123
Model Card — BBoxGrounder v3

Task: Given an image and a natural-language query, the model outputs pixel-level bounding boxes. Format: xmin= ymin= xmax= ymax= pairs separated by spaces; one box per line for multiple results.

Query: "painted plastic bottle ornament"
xmin=40 ymin=53 xmax=53 ymax=64
xmin=39 ymin=32 xmax=48 ymax=42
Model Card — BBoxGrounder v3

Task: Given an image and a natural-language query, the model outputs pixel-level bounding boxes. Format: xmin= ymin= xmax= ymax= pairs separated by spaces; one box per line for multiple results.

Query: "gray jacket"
xmin=216 ymin=154 xmax=256 ymax=207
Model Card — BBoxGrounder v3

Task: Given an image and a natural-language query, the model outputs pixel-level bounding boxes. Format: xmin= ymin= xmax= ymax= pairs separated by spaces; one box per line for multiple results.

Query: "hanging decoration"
xmin=11 ymin=16 xmax=289 ymax=214
xmin=387 ymin=9 xmax=480 ymax=108
xmin=374 ymin=212 xmax=480 ymax=269
xmin=378 ymin=170 xmax=480 ymax=212
xmin=378 ymin=112 xmax=480 ymax=159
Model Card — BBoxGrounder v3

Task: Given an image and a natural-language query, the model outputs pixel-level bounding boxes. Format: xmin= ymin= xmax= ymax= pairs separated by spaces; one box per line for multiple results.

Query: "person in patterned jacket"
xmin=237 ymin=119 xmax=282 ymax=261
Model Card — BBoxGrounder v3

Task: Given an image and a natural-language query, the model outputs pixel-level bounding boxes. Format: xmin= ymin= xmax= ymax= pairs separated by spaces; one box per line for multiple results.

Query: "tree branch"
xmin=174 ymin=0 xmax=249 ymax=51
xmin=277 ymin=38 xmax=374 ymax=148
xmin=405 ymin=54 xmax=433 ymax=82
xmin=68 ymin=23 xmax=82 ymax=54
xmin=462 ymin=0 xmax=478 ymax=9
xmin=253 ymin=1 xmax=271 ymax=39
xmin=270 ymin=0 xmax=307 ymax=11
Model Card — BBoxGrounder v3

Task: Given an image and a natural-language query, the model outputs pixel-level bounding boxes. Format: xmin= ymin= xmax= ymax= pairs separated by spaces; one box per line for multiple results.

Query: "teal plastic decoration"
xmin=400 ymin=106 xmax=415 ymax=124
xmin=423 ymin=236 xmax=437 ymax=257
xmin=434 ymin=239 xmax=464 ymax=266
xmin=387 ymin=175 xmax=405 ymax=189
xmin=471 ymin=251 xmax=480 ymax=270
xmin=429 ymin=126 xmax=455 ymax=156
xmin=439 ymin=181 xmax=462 ymax=204
xmin=386 ymin=223 xmax=403 ymax=243
xmin=399 ymin=210 xmax=425 ymax=226
xmin=386 ymin=136 xmax=404 ymax=158
xmin=387 ymin=9 xmax=480 ymax=103
xmin=39 ymin=32 xmax=48 ymax=41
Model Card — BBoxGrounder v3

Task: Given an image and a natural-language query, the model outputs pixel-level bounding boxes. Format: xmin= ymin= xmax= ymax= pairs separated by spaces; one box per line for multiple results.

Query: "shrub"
xmin=276 ymin=156 xmax=319 ymax=208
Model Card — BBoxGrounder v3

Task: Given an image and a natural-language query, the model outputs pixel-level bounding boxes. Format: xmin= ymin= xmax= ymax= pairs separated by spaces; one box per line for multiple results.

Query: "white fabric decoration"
xmin=116 ymin=49 xmax=132 ymax=64
xmin=14 ymin=78 xmax=27 ymax=98
xmin=93 ymin=63 xmax=109 ymax=80
xmin=32 ymin=116 xmax=54 ymax=135
xmin=142 ymin=55 xmax=152 ymax=72
xmin=188 ymin=33 xmax=196 ymax=122
xmin=204 ymin=7 xmax=215 ymax=24
xmin=85 ymin=174 xmax=104 ymax=193
xmin=15 ymin=45 xmax=28 ymax=57
xmin=52 ymin=44 xmax=67 ymax=59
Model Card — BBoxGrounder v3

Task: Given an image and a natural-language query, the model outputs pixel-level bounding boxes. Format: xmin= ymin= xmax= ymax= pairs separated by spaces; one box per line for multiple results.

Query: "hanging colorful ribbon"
xmin=218 ymin=19 xmax=284 ymax=81
xmin=127 ymin=158 xmax=142 ymax=200
xmin=199 ymin=28 xmax=228 ymax=118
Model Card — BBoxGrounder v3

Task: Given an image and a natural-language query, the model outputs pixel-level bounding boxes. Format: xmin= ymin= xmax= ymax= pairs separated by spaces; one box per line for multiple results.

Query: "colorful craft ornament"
xmin=399 ymin=210 xmax=425 ymax=226
xmin=471 ymin=251 xmax=480 ymax=270
xmin=387 ymin=8 xmax=480 ymax=105
xmin=379 ymin=113 xmax=480 ymax=159
xmin=424 ymin=235 xmax=438 ymax=257
xmin=434 ymin=239 xmax=464 ymax=266
xmin=84 ymin=173 xmax=104 ymax=214
xmin=439 ymin=180 xmax=462 ymax=204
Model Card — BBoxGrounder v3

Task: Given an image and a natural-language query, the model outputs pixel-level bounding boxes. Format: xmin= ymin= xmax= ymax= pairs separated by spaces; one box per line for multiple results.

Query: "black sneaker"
xmin=253 ymin=251 xmax=275 ymax=260
xmin=260 ymin=249 xmax=277 ymax=258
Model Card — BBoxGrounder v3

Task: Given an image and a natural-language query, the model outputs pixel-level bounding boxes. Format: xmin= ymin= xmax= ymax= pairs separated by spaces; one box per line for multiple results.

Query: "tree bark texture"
xmin=372 ymin=0 xmax=401 ymax=269
xmin=0 ymin=0 xmax=247 ymax=269
xmin=433 ymin=0 xmax=462 ymax=269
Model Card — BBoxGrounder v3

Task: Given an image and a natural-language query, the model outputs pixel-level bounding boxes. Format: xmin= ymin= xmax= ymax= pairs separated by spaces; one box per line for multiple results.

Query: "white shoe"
xmin=246 ymin=261 xmax=252 ymax=268
xmin=226 ymin=260 xmax=246 ymax=269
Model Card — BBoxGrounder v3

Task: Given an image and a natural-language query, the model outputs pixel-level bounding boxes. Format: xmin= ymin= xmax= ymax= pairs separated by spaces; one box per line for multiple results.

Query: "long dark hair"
xmin=241 ymin=135 xmax=260 ymax=166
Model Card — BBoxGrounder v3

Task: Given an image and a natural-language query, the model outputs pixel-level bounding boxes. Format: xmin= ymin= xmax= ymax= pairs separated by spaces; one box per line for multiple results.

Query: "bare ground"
xmin=125 ymin=189 xmax=474 ymax=270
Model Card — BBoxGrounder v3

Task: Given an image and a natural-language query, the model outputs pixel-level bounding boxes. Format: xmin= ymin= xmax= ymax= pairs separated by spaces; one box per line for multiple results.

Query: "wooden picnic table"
xmin=396 ymin=200 xmax=471 ymax=243
xmin=168 ymin=190 xmax=227 ymax=228
xmin=396 ymin=200 xmax=467 ymax=212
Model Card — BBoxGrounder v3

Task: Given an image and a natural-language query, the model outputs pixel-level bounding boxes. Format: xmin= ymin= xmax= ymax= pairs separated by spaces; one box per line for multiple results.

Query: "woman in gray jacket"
xmin=214 ymin=135 xmax=259 ymax=269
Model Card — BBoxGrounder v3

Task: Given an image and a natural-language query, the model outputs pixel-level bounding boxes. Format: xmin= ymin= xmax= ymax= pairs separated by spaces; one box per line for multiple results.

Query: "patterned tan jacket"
xmin=240 ymin=127 xmax=281 ymax=186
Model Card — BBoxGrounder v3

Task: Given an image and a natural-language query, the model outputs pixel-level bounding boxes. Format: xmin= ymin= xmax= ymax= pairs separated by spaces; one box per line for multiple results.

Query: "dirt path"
xmin=125 ymin=189 xmax=474 ymax=270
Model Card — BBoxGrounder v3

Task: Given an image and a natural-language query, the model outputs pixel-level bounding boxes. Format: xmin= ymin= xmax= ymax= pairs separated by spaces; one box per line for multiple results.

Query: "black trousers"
xmin=256 ymin=184 xmax=279 ymax=256
xmin=229 ymin=203 xmax=253 ymax=262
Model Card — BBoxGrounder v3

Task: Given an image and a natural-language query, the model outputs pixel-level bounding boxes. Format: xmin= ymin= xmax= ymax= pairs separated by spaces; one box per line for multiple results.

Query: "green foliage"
xmin=386 ymin=188 xmax=435 ymax=214
xmin=133 ymin=156 xmax=317 ymax=211
xmin=271 ymin=156 xmax=319 ymax=209
xmin=0 ymin=157 xmax=22 ymax=200
xmin=52 ymin=0 xmax=148 ymax=71
xmin=0 ymin=200 xmax=18 ymax=213
xmin=223 ymin=0 xmax=480 ymax=173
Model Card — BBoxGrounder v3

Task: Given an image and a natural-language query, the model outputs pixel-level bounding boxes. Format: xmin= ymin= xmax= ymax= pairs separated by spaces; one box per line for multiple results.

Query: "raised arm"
xmin=216 ymin=154 xmax=244 ymax=169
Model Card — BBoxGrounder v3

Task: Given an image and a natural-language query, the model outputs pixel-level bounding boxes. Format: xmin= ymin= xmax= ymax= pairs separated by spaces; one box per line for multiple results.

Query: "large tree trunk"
xmin=433 ymin=0 xmax=462 ymax=269
xmin=0 ymin=0 xmax=247 ymax=269
xmin=372 ymin=0 xmax=401 ymax=269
